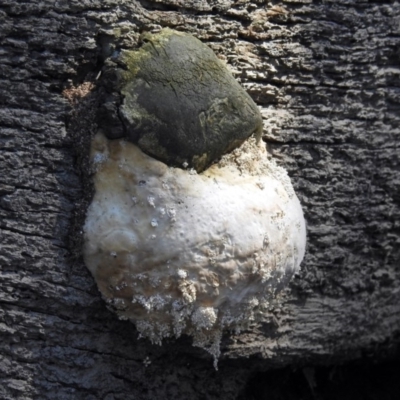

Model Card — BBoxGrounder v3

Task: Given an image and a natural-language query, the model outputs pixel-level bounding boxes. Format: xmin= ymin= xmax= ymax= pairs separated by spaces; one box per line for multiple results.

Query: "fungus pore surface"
xmin=83 ymin=133 xmax=306 ymax=367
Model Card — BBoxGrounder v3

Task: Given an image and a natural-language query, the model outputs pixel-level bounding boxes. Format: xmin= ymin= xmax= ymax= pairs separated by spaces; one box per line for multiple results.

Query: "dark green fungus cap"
xmin=100 ymin=29 xmax=263 ymax=172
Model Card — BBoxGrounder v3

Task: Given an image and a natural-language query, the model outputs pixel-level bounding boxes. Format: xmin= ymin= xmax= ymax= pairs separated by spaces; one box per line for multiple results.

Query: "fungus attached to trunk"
xmin=84 ymin=29 xmax=306 ymax=368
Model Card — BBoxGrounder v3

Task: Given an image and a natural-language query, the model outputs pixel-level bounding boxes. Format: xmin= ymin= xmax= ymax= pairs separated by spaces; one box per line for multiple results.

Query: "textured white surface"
xmin=83 ymin=133 xmax=306 ymax=365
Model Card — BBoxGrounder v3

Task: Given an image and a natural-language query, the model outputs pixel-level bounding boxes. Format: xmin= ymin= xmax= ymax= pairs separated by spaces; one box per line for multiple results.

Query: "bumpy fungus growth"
xmin=85 ymin=29 xmax=306 ymax=368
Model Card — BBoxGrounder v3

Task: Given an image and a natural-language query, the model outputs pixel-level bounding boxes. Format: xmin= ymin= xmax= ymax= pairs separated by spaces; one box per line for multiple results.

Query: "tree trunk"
xmin=1 ymin=0 xmax=399 ymax=399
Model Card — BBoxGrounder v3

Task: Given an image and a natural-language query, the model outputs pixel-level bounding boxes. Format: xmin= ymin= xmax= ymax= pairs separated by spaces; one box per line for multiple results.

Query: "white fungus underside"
xmin=84 ymin=133 xmax=306 ymax=367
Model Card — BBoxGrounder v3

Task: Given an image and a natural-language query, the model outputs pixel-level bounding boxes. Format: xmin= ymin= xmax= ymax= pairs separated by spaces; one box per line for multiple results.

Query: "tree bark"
xmin=1 ymin=0 xmax=399 ymax=399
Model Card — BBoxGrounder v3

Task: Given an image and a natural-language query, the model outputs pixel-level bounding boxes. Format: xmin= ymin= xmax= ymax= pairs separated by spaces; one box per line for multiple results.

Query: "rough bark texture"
xmin=0 ymin=0 xmax=399 ymax=399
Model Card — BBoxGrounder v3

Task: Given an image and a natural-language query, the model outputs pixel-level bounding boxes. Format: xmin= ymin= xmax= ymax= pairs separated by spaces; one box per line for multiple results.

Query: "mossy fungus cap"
xmin=100 ymin=28 xmax=263 ymax=172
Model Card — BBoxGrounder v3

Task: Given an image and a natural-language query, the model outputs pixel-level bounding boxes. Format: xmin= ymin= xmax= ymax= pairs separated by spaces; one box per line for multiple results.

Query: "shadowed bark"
xmin=1 ymin=1 xmax=399 ymax=399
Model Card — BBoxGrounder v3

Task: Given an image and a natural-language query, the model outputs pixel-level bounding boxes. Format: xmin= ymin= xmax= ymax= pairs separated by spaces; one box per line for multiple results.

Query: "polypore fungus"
xmin=84 ymin=29 xmax=306 ymax=368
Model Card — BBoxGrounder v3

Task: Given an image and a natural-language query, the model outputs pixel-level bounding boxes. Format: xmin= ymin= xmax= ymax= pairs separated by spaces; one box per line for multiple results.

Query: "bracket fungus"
xmin=84 ymin=29 xmax=306 ymax=368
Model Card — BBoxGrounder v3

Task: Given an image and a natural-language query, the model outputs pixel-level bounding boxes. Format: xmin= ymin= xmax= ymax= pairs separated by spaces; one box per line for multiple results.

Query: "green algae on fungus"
xmin=100 ymin=28 xmax=263 ymax=172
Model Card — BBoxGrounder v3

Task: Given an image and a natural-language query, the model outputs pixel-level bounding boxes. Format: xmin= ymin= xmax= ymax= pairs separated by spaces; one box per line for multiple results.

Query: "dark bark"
xmin=0 ymin=0 xmax=399 ymax=399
